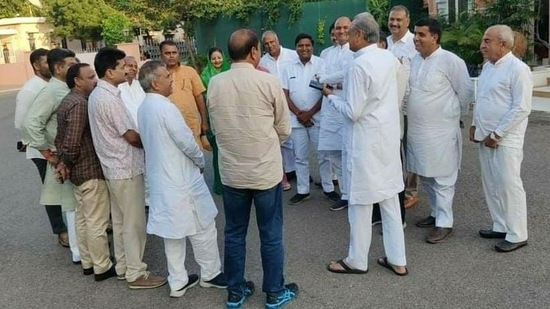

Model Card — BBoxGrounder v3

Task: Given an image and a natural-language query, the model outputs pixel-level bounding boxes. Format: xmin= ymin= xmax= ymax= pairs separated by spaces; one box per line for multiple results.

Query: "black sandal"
xmin=377 ymin=257 xmax=408 ymax=276
xmin=327 ymin=259 xmax=368 ymax=274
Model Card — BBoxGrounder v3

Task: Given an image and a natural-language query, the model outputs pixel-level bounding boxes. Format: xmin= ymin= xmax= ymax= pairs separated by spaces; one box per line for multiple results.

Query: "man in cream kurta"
xmin=137 ymin=61 xmax=225 ymax=297
xmin=472 ymin=25 xmax=532 ymax=253
xmin=22 ymin=48 xmax=80 ymax=262
xmin=407 ymin=19 xmax=473 ymax=244
xmin=324 ymin=13 xmax=407 ymax=275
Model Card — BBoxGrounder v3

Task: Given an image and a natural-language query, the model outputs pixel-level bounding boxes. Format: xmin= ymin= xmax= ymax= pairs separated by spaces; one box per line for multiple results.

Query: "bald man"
xmin=472 ymin=25 xmax=532 ymax=253
xmin=208 ymin=28 xmax=298 ymax=309
xmin=119 ymin=56 xmax=145 ymax=127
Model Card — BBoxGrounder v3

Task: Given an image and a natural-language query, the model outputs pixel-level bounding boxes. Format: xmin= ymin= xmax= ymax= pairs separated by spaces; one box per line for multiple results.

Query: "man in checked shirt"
xmin=55 ymin=63 xmax=115 ymax=281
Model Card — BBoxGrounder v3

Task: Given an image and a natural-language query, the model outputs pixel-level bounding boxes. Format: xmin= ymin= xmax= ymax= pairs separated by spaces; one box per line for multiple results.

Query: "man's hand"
xmin=54 ymin=162 xmax=70 ymax=183
xmin=297 ymin=110 xmax=313 ymax=126
xmin=483 ymin=135 xmax=499 ymax=149
xmin=469 ymin=126 xmax=479 ymax=143
xmin=201 ymin=122 xmax=209 ymax=136
xmin=47 ymin=154 xmax=60 ymax=166
xmin=322 ymin=84 xmax=334 ymax=96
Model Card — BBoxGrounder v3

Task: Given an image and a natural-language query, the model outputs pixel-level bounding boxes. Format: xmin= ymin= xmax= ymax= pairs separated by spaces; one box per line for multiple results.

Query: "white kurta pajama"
xmin=407 ymin=48 xmax=473 ymax=228
xmin=318 ymin=43 xmax=354 ymax=198
xmin=473 ymin=52 xmax=532 ymax=243
xmin=327 ymin=45 xmax=405 ymax=271
xmin=260 ymin=47 xmax=299 ymax=173
xmin=282 ymin=56 xmax=332 ymax=194
xmin=137 ymin=93 xmax=221 ymax=291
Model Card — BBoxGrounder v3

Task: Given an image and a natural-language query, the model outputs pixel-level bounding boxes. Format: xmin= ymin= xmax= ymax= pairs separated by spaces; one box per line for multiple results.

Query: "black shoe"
xmin=170 ymin=274 xmax=199 ymax=297
xmin=266 ymin=283 xmax=299 ymax=309
xmin=200 ymin=272 xmax=227 ymax=289
xmin=479 ymin=229 xmax=506 ymax=239
xmin=227 ymin=281 xmax=255 ymax=308
xmin=416 ymin=216 xmax=436 ymax=228
xmin=285 ymin=171 xmax=296 ymax=181
xmin=94 ymin=265 xmax=117 ymax=282
xmin=83 ymin=267 xmax=94 ymax=276
xmin=323 ymin=191 xmax=341 ymax=202
xmin=289 ymin=193 xmax=310 ymax=205
xmin=314 ymin=181 xmax=322 ymax=188
xmin=495 ymin=240 xmax=528 ymax=252
xmin=330 ymin=199 xmax=348 ymax=211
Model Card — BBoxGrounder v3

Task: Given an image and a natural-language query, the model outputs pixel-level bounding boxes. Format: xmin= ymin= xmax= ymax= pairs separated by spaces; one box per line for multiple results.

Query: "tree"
xmin=44 ymin=0 xmax=116 ymax=41
xmin=0 ymin=0 xmax=41 ymax=18
xmin=101 ymin=11 xmax=132 ymax=46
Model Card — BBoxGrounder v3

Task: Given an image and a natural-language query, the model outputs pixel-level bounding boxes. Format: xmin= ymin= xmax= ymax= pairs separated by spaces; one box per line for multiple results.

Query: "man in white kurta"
xmin=472 ymin=25 xmax=532 ymax=253
xmin=325 ymin=13 xmax=407 ymax=275
xmin=137 ymin=61 xmax=226 ymax=297
xmin=282 ymin=33 xmax=337 ymax=205
xmin=387 ymin=5 xmax=420 ymax=210
xmin=260 ymin=30 xmax=299 ymax=184
xmin=318 ymin=16 xmax=354 ymax=211
xmin=407 ymin=19 xmax=473 ymax=244
xmin=119 ymin=56 xmax=146 ymax=128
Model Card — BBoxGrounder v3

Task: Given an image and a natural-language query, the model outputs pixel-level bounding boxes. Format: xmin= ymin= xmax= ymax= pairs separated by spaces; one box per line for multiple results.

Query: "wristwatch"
xmin=489 ymin=132 xmax=501 ymax=142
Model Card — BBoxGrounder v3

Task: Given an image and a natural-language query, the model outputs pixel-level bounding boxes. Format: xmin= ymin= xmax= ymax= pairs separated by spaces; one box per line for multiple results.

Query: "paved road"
xmin=1 ymin=90 xmax=549 ymax=309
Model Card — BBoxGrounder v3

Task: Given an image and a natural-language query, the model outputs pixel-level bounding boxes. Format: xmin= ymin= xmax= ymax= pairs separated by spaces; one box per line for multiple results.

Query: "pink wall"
xmin=0 ymin=51 xmax=34 ymax=90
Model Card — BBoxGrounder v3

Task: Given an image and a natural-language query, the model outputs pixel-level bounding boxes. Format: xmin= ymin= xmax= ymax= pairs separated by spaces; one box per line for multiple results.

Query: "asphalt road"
xmin=1 ymin=90 xmax=549 ymax=309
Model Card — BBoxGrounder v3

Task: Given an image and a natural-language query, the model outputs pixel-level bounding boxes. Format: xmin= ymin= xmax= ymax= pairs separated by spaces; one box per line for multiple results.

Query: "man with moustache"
xmin=119 ymin=56 xmax=145 ymax=127
xmin=137 ymin=60 xmax=226 ymax=298
xmin=407 ymin=19 xmax=473 ymax=244
xmin=88 ymin=47 xmax=166 ymax=288
xmin=22 ymin=48 xmax=80 ymax=262
xmin=14 ymin=48 xmax=69 ymax=246
xmin=55 ymin=63 xmax=114 ymax=279
xmin=472 ymin=25 xmax=532 ymax=252
xmin=282 ymin=33 xmax=336 ymax=205
xmin=387 ymin=5 xmax=420 ymax=210
xmin=318 ymin=16 xmax=354 ymax=211
xmin=159 ymin=41 xmax=209 ymax=149
xmin=260 ymin=30 xmax=299 ymax=190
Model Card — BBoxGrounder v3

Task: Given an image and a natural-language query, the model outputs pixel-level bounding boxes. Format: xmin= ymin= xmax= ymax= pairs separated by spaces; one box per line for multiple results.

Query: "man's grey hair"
xmin=390 ymin=5 xmax=410 ymax=18
xmin=261 ymin=30 xmax=279 ymax=43
xmin=351 ymin=12 xmax=380 ymax=44
xmin=488 ymin=25 xmax=514 ymax=48
xmin=138 ymin=60 xmax=165 ymax=92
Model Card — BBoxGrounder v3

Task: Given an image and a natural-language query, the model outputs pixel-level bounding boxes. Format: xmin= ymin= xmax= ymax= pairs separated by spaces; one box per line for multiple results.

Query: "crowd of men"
xmin=14 ymin=5 xmax=532 ymax=309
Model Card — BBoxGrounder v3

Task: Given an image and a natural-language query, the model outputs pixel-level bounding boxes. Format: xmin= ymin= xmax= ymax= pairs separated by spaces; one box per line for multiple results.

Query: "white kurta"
xmin=406 ymin=47 xmax=473 ymax=178
xmin=318 ymin=43 xmax=354 ymax=151
xmin=259 ymin=46 xmax=299 ymax=82
xmin=327 ymin=45 xmax=403 ymax=205
xmin=119 ymin=80 xmax=146 ymax=129
xmin=137 ymin=93 xmax=217 ymax=239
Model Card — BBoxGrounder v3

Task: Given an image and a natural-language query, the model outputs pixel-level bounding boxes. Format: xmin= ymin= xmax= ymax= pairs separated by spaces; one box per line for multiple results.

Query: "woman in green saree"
xmin=200 ymin=47 xmax=230 ymax=195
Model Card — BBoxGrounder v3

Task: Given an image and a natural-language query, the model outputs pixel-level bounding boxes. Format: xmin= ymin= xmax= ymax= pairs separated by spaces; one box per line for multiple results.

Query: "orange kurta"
xmin=168 ymin=64 xmax=206 ymax=148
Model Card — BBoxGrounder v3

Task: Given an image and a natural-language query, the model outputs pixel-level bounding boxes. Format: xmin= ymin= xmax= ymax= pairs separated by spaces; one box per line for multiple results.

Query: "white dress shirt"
xmin=119 ymin=80 xmax=146 ymax=128
xmin=406 ymin=47 xmax=473 ymax=177
xmin=259 ymin=46 xmax=299 ymax=82
xmin=281 ymin=56 xmax=325 ymax=128
xmin=387 ymin=30 xmax=416 ymax=64
xmin=15 ymin=75 xmax=48 ymax=159
xmin=473 ymin=52 xmax=532 ymax=149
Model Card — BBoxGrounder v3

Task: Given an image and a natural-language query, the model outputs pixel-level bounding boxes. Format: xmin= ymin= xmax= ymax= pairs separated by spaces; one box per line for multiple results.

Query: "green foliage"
xmin=101 ymin=12 xmax=132 ymax=46
xmin=367 ymin=0 xmax=390 ymax=32
xmin=317 ymin=17 xmax=326 ymax=46
xmin=45 ymin=0 xmax=115 ymax=40
xmin=441 ymin=0 xmax=540 ymax=66
xmin=0 ymin=0 xmax=41 ymax=18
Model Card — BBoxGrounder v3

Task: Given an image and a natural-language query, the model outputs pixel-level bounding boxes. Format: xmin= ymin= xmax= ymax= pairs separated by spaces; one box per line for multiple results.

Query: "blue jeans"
xmin=223 ymin=183 xmax=285 ymax=295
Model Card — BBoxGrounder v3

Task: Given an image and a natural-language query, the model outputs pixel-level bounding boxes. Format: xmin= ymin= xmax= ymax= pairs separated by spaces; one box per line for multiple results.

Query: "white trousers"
xmin=345 ymin=195 xmax=406 ymax=271
xmin=163 ymin=218 xmax=222 ymax=292
xmin=66 ymin=210 xmax=80 ymax=262
xmin=479 ymin=145 xmax=527 ymax=243
xmin=320 ymin=150 xmax=344 ymax=198
xmin=419 ymin=170 xmax=458 ymax=228
xmin=291 ymin=126 xmax=333 ymax=194
xmin=281 ymin=139 xmax=296 ymax=173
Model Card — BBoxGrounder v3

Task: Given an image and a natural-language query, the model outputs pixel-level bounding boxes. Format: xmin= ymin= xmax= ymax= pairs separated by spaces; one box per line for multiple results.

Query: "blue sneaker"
xmin=265 ymin=283 xmax=299 ymax=309
xmin=226 ymin=281 xmax=255 ymax=309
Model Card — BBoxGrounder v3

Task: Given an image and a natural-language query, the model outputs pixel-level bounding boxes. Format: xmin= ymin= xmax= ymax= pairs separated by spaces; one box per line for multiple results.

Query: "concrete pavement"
xmin=1 ymin=91 xmax=549 ymax=309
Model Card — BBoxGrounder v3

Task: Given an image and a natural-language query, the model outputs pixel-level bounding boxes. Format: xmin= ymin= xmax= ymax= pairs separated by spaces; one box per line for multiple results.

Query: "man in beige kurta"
xmin=159 ymin=41 xmax=209 ymax=148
